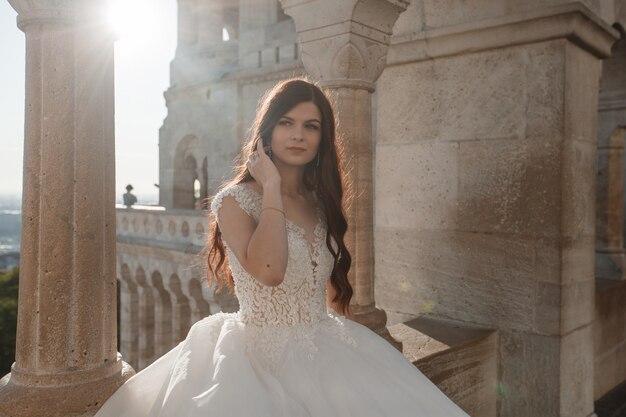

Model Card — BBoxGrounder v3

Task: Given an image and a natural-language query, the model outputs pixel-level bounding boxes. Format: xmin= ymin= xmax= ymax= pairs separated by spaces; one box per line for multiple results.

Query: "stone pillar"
xmin=167 ymin=274 xmax=192 ymax=343
xmin=119 ymin=265 xmax=139 ymax=370
xmin=134 ymin=268 xmax=155 ymax=369
xmin=375 ymin=3 xmax=618 ymax=417
xmin=280 ymin=0 xmax=408 ymax=343
xmin=151 ymin=271 xmax=173 ymax=358
xmin=0 ymin=1 xmax=133 ymax=416
xmin=185 ymin=277 xmax=211 ymax=324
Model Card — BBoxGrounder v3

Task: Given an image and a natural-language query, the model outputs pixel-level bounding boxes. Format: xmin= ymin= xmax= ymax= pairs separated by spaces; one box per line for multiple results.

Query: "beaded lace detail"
xmin=211 ymin=184 xmax=355 ymax=368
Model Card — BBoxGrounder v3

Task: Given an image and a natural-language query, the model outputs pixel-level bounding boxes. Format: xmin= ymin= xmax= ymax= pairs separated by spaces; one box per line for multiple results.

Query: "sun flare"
xmin=107 ymin=0 xmax=158 ymax=43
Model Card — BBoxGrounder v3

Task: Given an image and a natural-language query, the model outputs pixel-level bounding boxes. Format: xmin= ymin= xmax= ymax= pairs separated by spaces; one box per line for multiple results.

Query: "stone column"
xmin=119 ymin=266 xmax=139 ymax=370
xmin=280 ymin=0 xmax=408 ymax=343
xmin=151 ymin=271 xmax=173 ymax=358
xmin=185 ymin=277 xmax=212 ymax=324
xmin=134 ymin=268 xmax=155 ymax=369
xmin=0 ymin=1 xmax=133 ymax=416
xmin=166 ymin=274 xmax=192 ymax=343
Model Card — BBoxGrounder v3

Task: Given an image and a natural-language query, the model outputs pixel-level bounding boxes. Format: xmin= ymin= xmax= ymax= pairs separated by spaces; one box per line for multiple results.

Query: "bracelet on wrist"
xmin=261 ymin=207 xmax=285 ymax=216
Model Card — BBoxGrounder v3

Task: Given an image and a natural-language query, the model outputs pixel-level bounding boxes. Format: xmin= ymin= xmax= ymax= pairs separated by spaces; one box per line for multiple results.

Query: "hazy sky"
xmin=0 ymin=0 xmax=178 ymax=203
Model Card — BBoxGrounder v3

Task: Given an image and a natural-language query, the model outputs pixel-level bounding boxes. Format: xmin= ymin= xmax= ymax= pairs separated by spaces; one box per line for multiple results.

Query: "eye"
xmin=278 ymin=119 xmax=291 ymax=126
xmin=306 ymin=123 xmax=320 ymax=130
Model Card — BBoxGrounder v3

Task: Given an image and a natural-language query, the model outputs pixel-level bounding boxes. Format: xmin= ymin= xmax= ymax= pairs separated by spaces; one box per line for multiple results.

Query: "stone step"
xmin=388 ymin=316 xmax=497 ymax=417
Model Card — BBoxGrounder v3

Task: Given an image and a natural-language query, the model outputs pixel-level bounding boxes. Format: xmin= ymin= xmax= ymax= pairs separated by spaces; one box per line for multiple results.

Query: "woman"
xmin=94 ymin=78 xmax=470 ymax=416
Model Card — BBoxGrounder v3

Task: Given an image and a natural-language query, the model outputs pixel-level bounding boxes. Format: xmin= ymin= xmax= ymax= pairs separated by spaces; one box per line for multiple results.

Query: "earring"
xmin=316 ymin=153 xmax=320 ymax=167
xmin=269 ymin=147 xmax=272 ymax=159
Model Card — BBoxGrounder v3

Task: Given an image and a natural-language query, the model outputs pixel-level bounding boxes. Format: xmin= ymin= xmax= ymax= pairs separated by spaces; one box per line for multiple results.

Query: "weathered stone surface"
xmin=525 ymin=41 xmax=566 ymax=140
xmin=561 ymin=279 xmax=596 ymax=334
xmin=376 ymin=228 xmax=560 ymax=333
xmin=420 ymin=0 xmax=602 ymax=30
xmin=565 ymin=43 xmax=602 ymax=144
xmin=498 ymin=330 xmax=560 ymax=417
xmin=560 ymin=324 xmax=595 ymax=417
xmin=561 ymin=139 xmax=597 ymax=241
xmin=389 ymin=316 xmax=497 ymax=417
xmin=378 ymin=46 xmax=528 ymax=144
xmin=594 ymin=279 xmax=626 ymax=399
xmin=457 ymin=138 xmax=561 ymax=238
xmin=390 ymin=0 xmax=424 ymax=38
xmin=376 ymin=141 xmax=458 ymax=230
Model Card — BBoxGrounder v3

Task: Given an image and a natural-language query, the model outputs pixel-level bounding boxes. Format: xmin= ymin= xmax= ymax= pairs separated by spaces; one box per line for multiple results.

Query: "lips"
xmin=286 ymin=147 xmax=306 ymax=151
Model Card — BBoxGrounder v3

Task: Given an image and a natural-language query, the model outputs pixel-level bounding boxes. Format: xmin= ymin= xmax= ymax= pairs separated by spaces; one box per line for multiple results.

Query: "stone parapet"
xmin=388 ymin=316 xmax=497 ymax=417
xmin=116 ymin=205 xmax=207 ymax=251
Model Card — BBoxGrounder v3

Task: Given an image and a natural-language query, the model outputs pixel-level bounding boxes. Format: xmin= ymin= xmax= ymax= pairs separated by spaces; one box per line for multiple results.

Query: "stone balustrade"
xmin=116 ymin=205 xmax=207 ymax=250
xmin=115 ymin=206 xmax=238 ymax=371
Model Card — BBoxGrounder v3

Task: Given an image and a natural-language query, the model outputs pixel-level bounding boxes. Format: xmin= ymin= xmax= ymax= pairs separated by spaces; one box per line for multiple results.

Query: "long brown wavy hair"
xmin=206 ymin=78 xmax=353 ymax=315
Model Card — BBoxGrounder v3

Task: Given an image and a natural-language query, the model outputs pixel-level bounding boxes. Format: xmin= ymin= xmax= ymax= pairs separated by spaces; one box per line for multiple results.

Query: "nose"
xmin=292 ymin=124 xmax=304 ymax=141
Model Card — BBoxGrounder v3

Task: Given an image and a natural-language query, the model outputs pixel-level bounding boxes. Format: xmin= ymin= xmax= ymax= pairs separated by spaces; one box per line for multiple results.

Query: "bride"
xmin=94 ymin=78 xmax=470 ymax=417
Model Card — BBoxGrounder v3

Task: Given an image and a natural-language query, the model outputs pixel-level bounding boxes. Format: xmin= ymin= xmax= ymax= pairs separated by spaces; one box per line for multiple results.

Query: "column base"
xmin=0 ymin=360 xmax=134 ymax=417
xmin=353 ymin=306 xmax=403 ymax=351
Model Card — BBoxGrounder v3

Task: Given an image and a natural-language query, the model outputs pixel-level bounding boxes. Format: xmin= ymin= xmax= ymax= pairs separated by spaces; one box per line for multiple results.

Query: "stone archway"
xmin=173 ymin=135 xmax=201 ymax=209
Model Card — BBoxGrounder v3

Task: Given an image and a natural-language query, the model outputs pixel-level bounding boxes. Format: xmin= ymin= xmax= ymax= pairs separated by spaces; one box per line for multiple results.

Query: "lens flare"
xmin=107 ymin=0 xmax=158 ymax=43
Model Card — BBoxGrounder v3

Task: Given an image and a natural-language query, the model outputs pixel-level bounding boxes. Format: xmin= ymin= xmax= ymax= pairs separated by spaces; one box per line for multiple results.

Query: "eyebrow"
xmin=280 ymin=116 xmax=321 ymax=124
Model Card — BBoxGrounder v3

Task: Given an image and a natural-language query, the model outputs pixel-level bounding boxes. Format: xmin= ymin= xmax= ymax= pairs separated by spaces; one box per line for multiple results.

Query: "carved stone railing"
xmin=115 ymin=206 xmax=238 ymax=371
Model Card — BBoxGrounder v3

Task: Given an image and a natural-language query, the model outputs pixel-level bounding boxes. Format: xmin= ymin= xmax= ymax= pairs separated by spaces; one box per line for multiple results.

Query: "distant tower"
xmin=159 ymin=0 xmax=300 ymax=209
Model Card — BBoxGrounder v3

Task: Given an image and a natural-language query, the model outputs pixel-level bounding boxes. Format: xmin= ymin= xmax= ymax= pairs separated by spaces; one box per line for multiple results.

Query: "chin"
xmin=275 ymin=155 xmax=315 ymax=167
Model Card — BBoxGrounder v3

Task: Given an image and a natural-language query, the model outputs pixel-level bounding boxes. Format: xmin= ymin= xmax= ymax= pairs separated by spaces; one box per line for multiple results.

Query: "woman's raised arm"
xmin=217 ymin=141 xmax=288 ymax=287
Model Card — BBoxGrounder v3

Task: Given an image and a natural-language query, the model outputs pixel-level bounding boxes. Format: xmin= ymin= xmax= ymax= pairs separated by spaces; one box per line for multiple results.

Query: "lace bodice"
xmin=211 ymin=183 xmax=335 ymax=327
xmin=211 ymin=184 xmax=356 ymax=367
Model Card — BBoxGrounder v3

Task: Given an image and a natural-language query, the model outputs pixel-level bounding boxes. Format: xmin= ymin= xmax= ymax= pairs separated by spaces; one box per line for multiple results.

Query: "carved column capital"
xmin=280 ymin=0 xmax=408 ymax=86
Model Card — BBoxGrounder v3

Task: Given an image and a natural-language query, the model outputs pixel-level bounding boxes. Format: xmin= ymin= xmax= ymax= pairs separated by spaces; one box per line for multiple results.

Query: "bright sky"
xmin=0 ymin=0 xmax=177 ymax=204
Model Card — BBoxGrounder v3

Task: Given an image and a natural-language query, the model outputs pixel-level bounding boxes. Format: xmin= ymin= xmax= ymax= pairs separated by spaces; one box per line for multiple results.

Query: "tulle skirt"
xmin=94 ymin=312 xmax=470 ymax=417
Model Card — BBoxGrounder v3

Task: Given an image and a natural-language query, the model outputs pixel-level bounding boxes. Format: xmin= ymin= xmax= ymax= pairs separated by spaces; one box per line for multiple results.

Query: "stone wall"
xmin=375 ymin=1 xmax=619 ymax=416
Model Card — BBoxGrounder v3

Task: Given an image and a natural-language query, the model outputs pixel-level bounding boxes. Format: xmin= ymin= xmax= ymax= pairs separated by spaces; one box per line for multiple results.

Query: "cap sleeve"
xmin=210 ymin=183 xmax=262 ymax=223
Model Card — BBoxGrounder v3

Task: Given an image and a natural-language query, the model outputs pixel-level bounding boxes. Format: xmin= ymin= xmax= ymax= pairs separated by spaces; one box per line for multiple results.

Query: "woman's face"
xmin=269 ymin=101 xmax=322 ymax=168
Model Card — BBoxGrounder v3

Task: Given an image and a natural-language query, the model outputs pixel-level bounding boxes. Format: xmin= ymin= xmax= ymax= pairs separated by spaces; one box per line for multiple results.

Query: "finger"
xmin=256 ymin=140 xmax=268 ymax=159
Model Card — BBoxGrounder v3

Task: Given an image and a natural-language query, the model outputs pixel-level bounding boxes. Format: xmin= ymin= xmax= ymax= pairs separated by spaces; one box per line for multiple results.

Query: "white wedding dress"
xmin=95 ymin=184 xmax=470 ymax=417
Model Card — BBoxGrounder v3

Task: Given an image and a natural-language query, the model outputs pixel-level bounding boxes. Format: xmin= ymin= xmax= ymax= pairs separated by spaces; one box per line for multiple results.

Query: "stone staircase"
xmin=388 ymin=316 xmax=498 ymax=417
